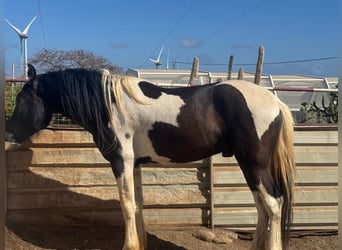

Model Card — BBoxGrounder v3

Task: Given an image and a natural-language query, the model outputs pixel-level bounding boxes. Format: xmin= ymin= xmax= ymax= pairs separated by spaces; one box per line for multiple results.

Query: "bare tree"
xmin=29 ymin=48 xmax=123 ymax=74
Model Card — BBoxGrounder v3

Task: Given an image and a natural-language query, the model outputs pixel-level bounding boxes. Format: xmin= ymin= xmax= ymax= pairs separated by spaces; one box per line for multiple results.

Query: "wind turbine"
xmin=166 ymin=51 xmax=170 ymax=70
xmin=5 ymin=16 xmax=37 ymax=78
xmin=149 ymin=46 xmax=164 ymax=69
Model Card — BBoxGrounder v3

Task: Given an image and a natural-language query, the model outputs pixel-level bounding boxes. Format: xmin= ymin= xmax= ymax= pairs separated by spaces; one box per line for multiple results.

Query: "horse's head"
xmin=5 ymin=64 xmax=53 ymax=143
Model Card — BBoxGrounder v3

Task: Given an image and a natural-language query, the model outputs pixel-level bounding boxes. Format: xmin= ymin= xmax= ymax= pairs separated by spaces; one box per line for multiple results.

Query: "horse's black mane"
xmin=39 ymin=68 xmax=115 ymax=153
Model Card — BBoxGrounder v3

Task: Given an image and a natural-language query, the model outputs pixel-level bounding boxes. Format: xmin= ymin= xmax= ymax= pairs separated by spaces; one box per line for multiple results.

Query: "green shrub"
xmin=5 ymin=83 xmax=22 ymax=119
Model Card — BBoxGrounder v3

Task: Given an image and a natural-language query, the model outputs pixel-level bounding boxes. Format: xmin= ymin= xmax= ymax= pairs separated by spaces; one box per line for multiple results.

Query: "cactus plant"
xmin=227 ymin=55 xmax=234 ymax=80
xmin=300 ymin=86 xmax=338 ymax=124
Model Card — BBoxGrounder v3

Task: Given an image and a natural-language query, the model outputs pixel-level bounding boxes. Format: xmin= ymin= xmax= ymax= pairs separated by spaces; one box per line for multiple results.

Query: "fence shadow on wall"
xmin=5 ymin=132 xmax=207 ymax=249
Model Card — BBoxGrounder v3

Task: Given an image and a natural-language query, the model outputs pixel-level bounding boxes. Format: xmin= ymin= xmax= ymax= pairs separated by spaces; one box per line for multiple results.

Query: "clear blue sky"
xmin=4 ymin=0 xmax=338 ymax=77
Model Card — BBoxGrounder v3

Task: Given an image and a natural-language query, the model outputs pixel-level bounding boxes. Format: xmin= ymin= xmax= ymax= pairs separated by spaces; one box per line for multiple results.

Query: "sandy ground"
xmin=5 ymin=222 xmax=338 ymax=250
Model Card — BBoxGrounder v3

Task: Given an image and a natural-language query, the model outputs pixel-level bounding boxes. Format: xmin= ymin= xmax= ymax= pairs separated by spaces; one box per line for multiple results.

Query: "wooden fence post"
xmin=238 ymin=67 xmax=244 ymax=80
xmin=209 ymin=156 xmax=214 ymax=229
xmin=0 ymin=26 xmax=6 ymax=250
xmin=188 ymin=56 xmax=199 ymax=86
xmin=254 ymin=45 xmax=264 ymax=85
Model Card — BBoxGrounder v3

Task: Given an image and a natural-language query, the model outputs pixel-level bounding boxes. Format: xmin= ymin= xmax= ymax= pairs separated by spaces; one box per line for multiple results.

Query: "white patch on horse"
xmin=224 ymin=81 xmax=280 ymax=140
xmin=256 ymin=182 xmax=283 ymax=250
xmin=126 ymin=90 xmax=186 ymax=163
xmin=251 ymin=192 xmax=268 ymax=250
xmin=139 ymin=92 xmax=183 ymax=126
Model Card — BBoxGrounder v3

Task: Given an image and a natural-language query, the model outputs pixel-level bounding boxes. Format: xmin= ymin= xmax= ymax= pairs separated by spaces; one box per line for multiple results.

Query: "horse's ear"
xmin=28 ymin=64 xmax=39 ymax=91
xmin=27 ymin=64 xmax=36 ymax=80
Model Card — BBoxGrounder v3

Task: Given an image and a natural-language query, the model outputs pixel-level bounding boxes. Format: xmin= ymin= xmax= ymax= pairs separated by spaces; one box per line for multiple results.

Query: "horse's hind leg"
xmin=248 ymin=168 xmax=283 ymax=250
xmin=251 ymin=192 xmax=269 ymax=250
xmin=238 ymin=160 xmax=283 ymax=250
xmin=255 ymin=178 xmax=283 ymax=250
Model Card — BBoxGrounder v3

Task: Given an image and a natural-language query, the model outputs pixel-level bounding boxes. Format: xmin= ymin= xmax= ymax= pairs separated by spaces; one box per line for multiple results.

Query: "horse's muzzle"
xmin=4 ymin=132 xmax=21 ymax=151
xmin=5 ymin=141 xmax=20 ymax=151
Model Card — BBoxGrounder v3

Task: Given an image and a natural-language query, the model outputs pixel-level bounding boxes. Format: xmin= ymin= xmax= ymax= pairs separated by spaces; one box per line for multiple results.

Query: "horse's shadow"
xmin=7 ymin=222 xmax=187 ymax=250
xmin=6 ymin=146 xmax=188 ymax=250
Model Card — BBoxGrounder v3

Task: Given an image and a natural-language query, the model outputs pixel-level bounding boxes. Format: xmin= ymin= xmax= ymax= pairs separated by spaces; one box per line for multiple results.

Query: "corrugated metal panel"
xmin=211 ymin=126 xmax=338 ymax=230
xmin=6 ymin=127 xmax=338 ymax=230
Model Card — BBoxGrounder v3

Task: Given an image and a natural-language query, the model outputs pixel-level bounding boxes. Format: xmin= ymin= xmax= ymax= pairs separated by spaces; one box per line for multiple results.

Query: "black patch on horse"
xmin=138 ymin=81 xmax=162 ymax=99
xmin=134 ymin=156 xmax=154 ymax=167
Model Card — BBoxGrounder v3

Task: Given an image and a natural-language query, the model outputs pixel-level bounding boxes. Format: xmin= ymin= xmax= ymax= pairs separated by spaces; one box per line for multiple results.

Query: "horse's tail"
xmin=272 ymin=99 xmax=296 ymax=248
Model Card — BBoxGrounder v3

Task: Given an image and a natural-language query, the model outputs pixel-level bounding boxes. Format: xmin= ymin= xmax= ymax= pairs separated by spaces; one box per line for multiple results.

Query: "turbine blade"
xmin=166 ymin=51 xmax=170 ymax=69
xmin=23 ymin=16 xmax=37 ymax=34
xmin=149 ymin=58 xmax=157 ymax=63
xmin=157 ymin=46 xmax=164 ymax=61
xmin=4 ymin=18 xmax=23 ymax=36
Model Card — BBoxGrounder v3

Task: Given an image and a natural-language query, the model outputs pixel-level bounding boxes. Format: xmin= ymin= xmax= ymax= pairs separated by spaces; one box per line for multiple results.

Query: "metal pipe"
xmin=265 ymin=86 xmax=338 ymax=92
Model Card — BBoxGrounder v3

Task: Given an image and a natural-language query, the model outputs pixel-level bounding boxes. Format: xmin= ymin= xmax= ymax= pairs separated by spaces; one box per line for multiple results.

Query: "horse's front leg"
xmin=134 ymin=167 xmax=147 ymax=248
xmin=116 ymin=153 xmax=144 ymax=250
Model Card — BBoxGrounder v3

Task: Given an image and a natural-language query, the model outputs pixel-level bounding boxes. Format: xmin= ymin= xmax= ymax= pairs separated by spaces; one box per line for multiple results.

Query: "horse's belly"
xmin=133 ymin=132 xmax=173 ymax=163
xmin=133 ymin=126 xmax=222 ymax=164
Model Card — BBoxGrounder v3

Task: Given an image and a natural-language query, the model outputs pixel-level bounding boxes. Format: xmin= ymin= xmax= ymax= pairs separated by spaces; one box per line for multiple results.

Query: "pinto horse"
xmin=5 ymin=64 xmax=295 ymax=250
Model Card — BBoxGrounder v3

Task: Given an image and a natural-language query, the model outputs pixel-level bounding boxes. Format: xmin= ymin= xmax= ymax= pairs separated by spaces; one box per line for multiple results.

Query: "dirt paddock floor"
xmin=5 ymin=222 xmax=338 ymax=250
